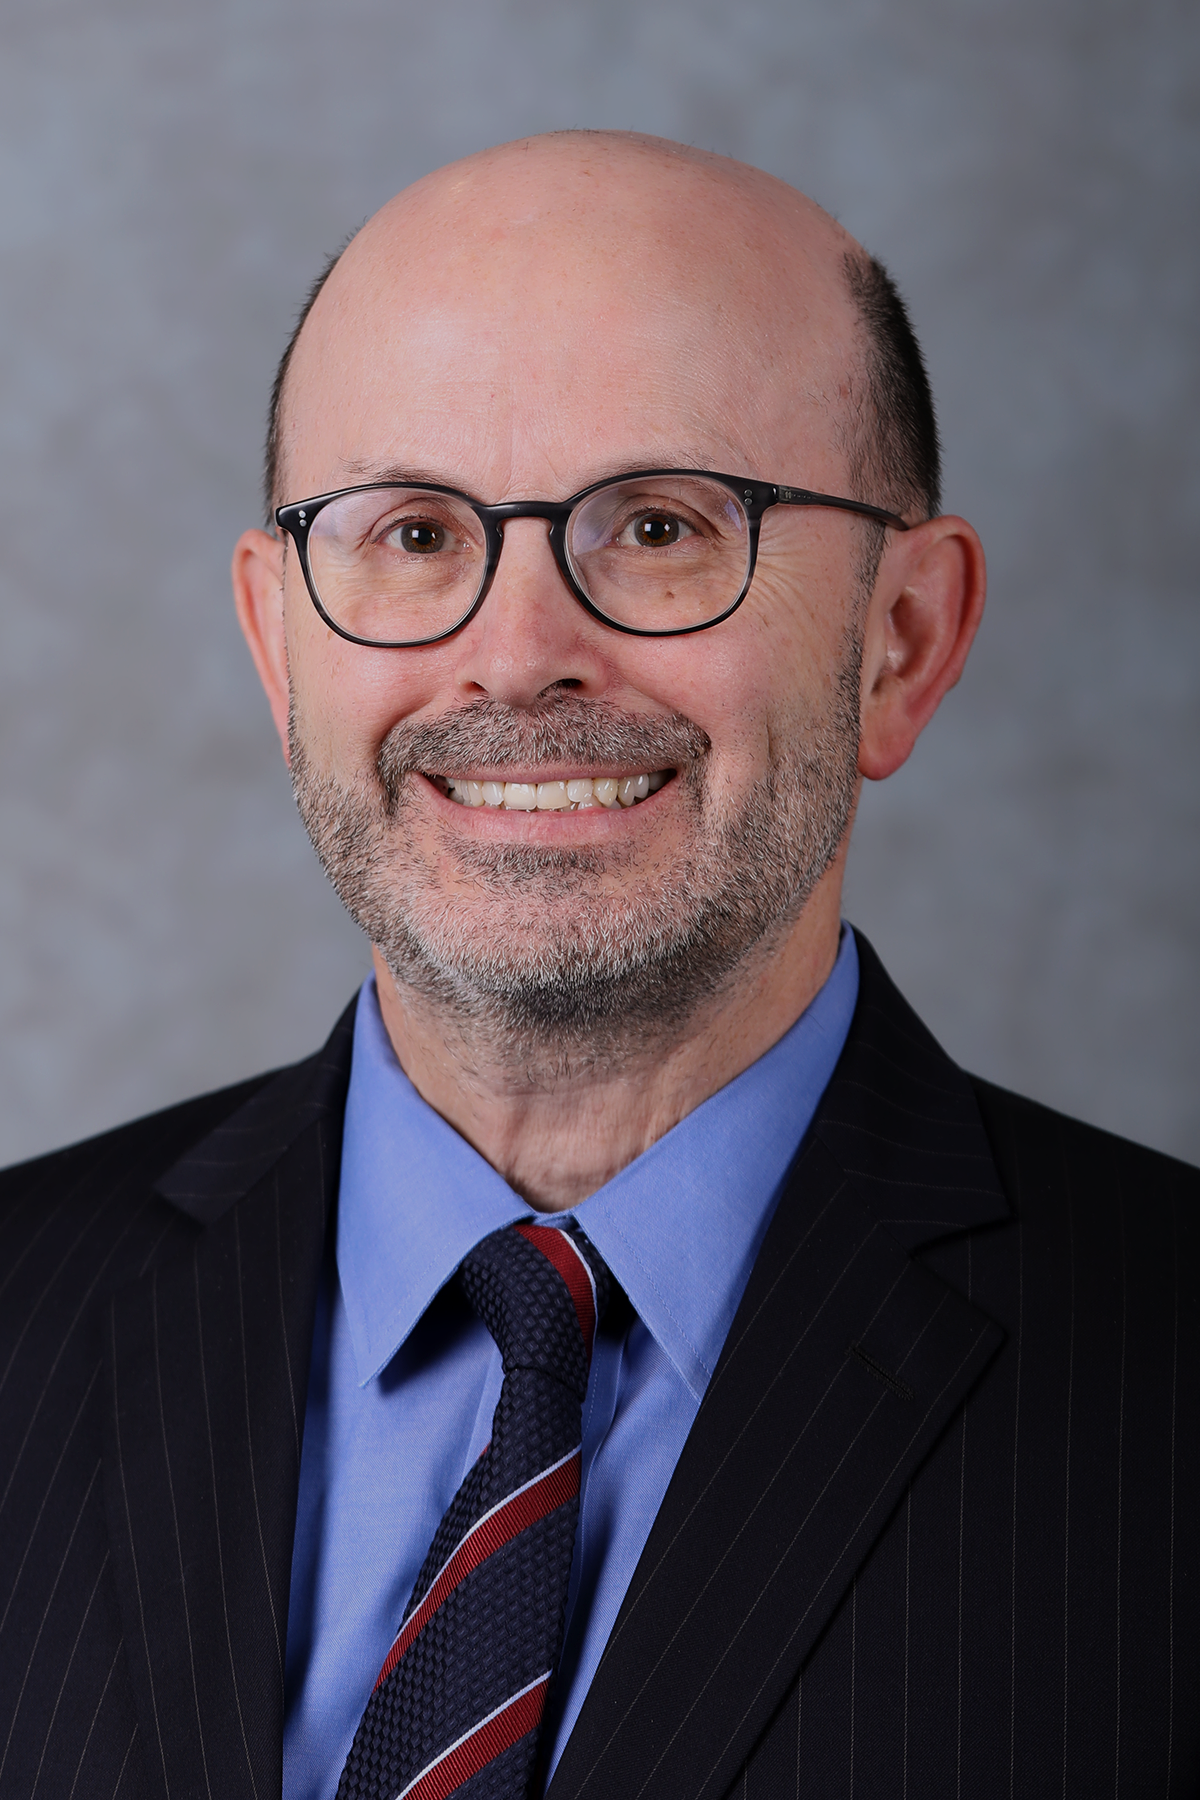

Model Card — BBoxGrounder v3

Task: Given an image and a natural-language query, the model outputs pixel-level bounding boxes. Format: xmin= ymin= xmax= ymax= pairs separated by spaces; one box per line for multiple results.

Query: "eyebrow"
xmin=338 ymin=461 xmax=469 ymax=490
xmin=336 ymin=451 xmax=748 ymax=502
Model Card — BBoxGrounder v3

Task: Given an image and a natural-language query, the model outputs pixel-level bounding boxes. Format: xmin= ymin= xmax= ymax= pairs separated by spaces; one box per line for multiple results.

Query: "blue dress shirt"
xmin=283 ymin=928 xmax=859 ymax=1799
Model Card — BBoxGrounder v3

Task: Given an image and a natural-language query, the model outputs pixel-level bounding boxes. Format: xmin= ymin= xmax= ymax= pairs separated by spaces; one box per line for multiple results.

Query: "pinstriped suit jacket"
xmin=1 ymin=932 xmax=1197 ymax=1800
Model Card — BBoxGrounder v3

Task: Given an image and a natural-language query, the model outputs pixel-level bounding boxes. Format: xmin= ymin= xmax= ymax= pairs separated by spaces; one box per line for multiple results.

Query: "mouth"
xmin=431 ymin=769 xmax=674 ymax=811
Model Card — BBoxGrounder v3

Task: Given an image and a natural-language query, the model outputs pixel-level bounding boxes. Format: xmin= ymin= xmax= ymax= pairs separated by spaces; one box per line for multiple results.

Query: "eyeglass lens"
xmin=303 ymin=475 xmax=753 ymax=643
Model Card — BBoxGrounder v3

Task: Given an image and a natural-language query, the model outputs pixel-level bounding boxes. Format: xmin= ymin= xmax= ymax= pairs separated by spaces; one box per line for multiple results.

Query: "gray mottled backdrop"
xmin=1 ymin=0 xmax=1196 ymax=1166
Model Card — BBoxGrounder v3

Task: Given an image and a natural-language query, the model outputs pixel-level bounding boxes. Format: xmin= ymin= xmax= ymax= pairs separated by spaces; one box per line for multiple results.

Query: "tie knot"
xmin=460 ymin=1221 xmax=610 ymax=1398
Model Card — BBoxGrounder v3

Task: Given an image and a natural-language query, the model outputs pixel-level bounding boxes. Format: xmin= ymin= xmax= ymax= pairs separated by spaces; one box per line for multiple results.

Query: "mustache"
xmin=377 ymin=695 xmax=710 ymax=808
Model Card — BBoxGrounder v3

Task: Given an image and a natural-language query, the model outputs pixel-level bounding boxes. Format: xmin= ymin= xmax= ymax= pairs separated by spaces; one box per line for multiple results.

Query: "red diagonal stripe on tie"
xmin=396 ymin=1674 xmax=550 ymax=1800
xmin=374 ymin=1450 xmax=581 ymax=1691
xmin=517 ymin=1222 xmax=597 ymax=1357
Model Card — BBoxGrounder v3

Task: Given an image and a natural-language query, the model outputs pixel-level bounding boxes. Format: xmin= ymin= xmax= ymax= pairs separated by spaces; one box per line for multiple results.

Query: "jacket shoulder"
xmin=0 ymin=1070 xmax=298 ymax=1300
xmin=0 ymin=1038 xmax=351 ymax=1400
xmin=0 ymin=1068 xmax=279 ymax=1209
xmin=0 ymin=994 xmax=357 ymax=1264
xmin=969 ymin=1072 xmax=1200 ymax=1200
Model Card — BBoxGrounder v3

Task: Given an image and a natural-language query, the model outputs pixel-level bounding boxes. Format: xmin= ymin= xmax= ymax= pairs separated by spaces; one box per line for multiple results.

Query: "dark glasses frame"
xmin=275 ymin=469 xmax=911 ymax=649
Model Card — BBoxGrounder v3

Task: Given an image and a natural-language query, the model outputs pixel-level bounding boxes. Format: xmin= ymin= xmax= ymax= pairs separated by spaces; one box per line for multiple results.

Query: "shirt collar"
xmin=337 ymin=928 xmax=859 ymax=1397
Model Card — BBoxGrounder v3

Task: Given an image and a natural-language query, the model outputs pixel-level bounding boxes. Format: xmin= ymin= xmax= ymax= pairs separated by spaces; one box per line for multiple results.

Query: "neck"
xmin=371 ymin=860 xmax=847 ymax=1211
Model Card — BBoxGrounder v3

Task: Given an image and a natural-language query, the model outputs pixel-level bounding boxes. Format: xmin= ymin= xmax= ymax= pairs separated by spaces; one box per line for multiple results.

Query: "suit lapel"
xmin=548 ymin=934 xmax=1010 ymax=1800
xmin=101 ymin=1008 xmax=354 ymax=1800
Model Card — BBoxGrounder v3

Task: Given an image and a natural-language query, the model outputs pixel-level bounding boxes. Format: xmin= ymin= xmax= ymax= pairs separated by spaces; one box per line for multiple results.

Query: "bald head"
xmin=264 ymin=131 xmax=938 ymax=529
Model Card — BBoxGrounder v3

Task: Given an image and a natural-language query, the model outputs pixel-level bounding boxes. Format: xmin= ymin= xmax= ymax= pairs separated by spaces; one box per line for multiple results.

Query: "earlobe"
xmin=857 ymin=515 xmax=986 ymax=782
xmin=232 ymin=528 xmax=292 ymax=760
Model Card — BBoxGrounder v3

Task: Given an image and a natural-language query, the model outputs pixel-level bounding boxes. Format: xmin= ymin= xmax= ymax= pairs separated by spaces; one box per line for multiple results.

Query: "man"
xmin=0 ymin=131 xmax=1195 ymax=1800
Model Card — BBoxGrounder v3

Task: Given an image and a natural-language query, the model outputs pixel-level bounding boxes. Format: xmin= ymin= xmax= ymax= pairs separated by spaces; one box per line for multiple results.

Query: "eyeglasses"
xmin=275 ymin=469 xmax=910 ymax=648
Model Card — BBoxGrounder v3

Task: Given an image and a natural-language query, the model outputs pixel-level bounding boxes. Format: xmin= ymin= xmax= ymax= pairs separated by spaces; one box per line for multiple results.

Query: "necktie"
xmin=336 ymin=1219 xmax=610 ymax=1800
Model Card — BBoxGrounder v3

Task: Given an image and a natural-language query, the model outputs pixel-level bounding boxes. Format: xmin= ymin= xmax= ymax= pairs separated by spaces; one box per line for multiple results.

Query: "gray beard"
xmin=289 ymin=661 xmax=862 ymax=1076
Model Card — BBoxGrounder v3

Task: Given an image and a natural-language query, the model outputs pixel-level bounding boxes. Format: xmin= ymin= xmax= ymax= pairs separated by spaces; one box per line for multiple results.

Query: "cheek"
xmin=284 ymin=596 xmax=446 ymax=775
xmin=746 ymin=549 xmax=860 ymax=711
xmin=630 ymin=619 xmax=799 ymax=791
xmin=649 ymin=571 xmax=841 ymax=749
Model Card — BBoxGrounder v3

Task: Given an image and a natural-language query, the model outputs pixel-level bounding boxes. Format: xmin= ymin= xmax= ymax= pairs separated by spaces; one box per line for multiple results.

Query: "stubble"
xmin=290 ymin=658 xmax=862 ymax=1075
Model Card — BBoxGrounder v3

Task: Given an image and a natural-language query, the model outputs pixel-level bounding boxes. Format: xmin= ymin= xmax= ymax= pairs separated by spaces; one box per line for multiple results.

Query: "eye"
xmin=623 ymin=510 xmax=695 ymax=549
xmin=635 ymin=512 xmax=677 ymax=547
xmin=387 ymin=519 xmax=447 ymax=554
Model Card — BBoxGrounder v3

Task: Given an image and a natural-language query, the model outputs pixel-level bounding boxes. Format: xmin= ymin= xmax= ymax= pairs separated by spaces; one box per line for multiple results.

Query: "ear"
xmin=857 ymin=514 xmax=986 ymax=781
xmin=232 ymin=528 xmax=291 ymax=762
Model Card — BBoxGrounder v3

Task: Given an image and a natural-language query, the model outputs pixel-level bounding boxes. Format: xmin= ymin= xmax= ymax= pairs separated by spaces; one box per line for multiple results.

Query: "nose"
xmin=450 ymin=516 xmax=612 ymax=709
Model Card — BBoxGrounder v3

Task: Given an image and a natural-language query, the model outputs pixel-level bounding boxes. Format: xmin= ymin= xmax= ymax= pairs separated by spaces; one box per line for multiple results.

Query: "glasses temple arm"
xmin=773 ymin=486 xmax=911 ymax=531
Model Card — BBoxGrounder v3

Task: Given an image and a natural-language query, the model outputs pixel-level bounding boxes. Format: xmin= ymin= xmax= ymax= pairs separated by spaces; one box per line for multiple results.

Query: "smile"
xmin=434 ymin=770 xmax=673 ymax=811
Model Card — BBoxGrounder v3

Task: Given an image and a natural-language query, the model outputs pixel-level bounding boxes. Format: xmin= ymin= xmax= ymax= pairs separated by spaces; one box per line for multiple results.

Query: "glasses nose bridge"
xmin=467 ymin=495 xmax=584 ymax=634
xmin=486 ymin=496 xmax=572 ymax=536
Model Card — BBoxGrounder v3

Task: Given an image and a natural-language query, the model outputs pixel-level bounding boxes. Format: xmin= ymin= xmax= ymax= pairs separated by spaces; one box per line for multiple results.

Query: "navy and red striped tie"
xmin=336 ymin=1220 xmax=610 ymax=1800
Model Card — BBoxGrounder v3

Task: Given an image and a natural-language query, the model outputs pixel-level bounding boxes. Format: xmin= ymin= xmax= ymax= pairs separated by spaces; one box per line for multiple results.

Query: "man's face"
xmin=274 ymin=146 xmax=873 ymax=1056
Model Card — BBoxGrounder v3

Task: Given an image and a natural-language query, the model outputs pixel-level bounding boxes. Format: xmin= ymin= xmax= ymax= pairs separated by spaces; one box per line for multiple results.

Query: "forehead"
xmin=281 ymin=145 xmax=860 ymax=503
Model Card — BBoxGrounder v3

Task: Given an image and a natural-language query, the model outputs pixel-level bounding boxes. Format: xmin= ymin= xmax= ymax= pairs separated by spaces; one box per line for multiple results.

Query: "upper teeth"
xmin=444 ymin=771 xmax=669 ymax=810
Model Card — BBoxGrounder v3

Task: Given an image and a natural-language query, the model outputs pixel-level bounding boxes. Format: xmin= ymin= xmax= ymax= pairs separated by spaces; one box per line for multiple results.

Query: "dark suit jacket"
xmin=1 ymin=933 xmax=1196 ymax=1799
